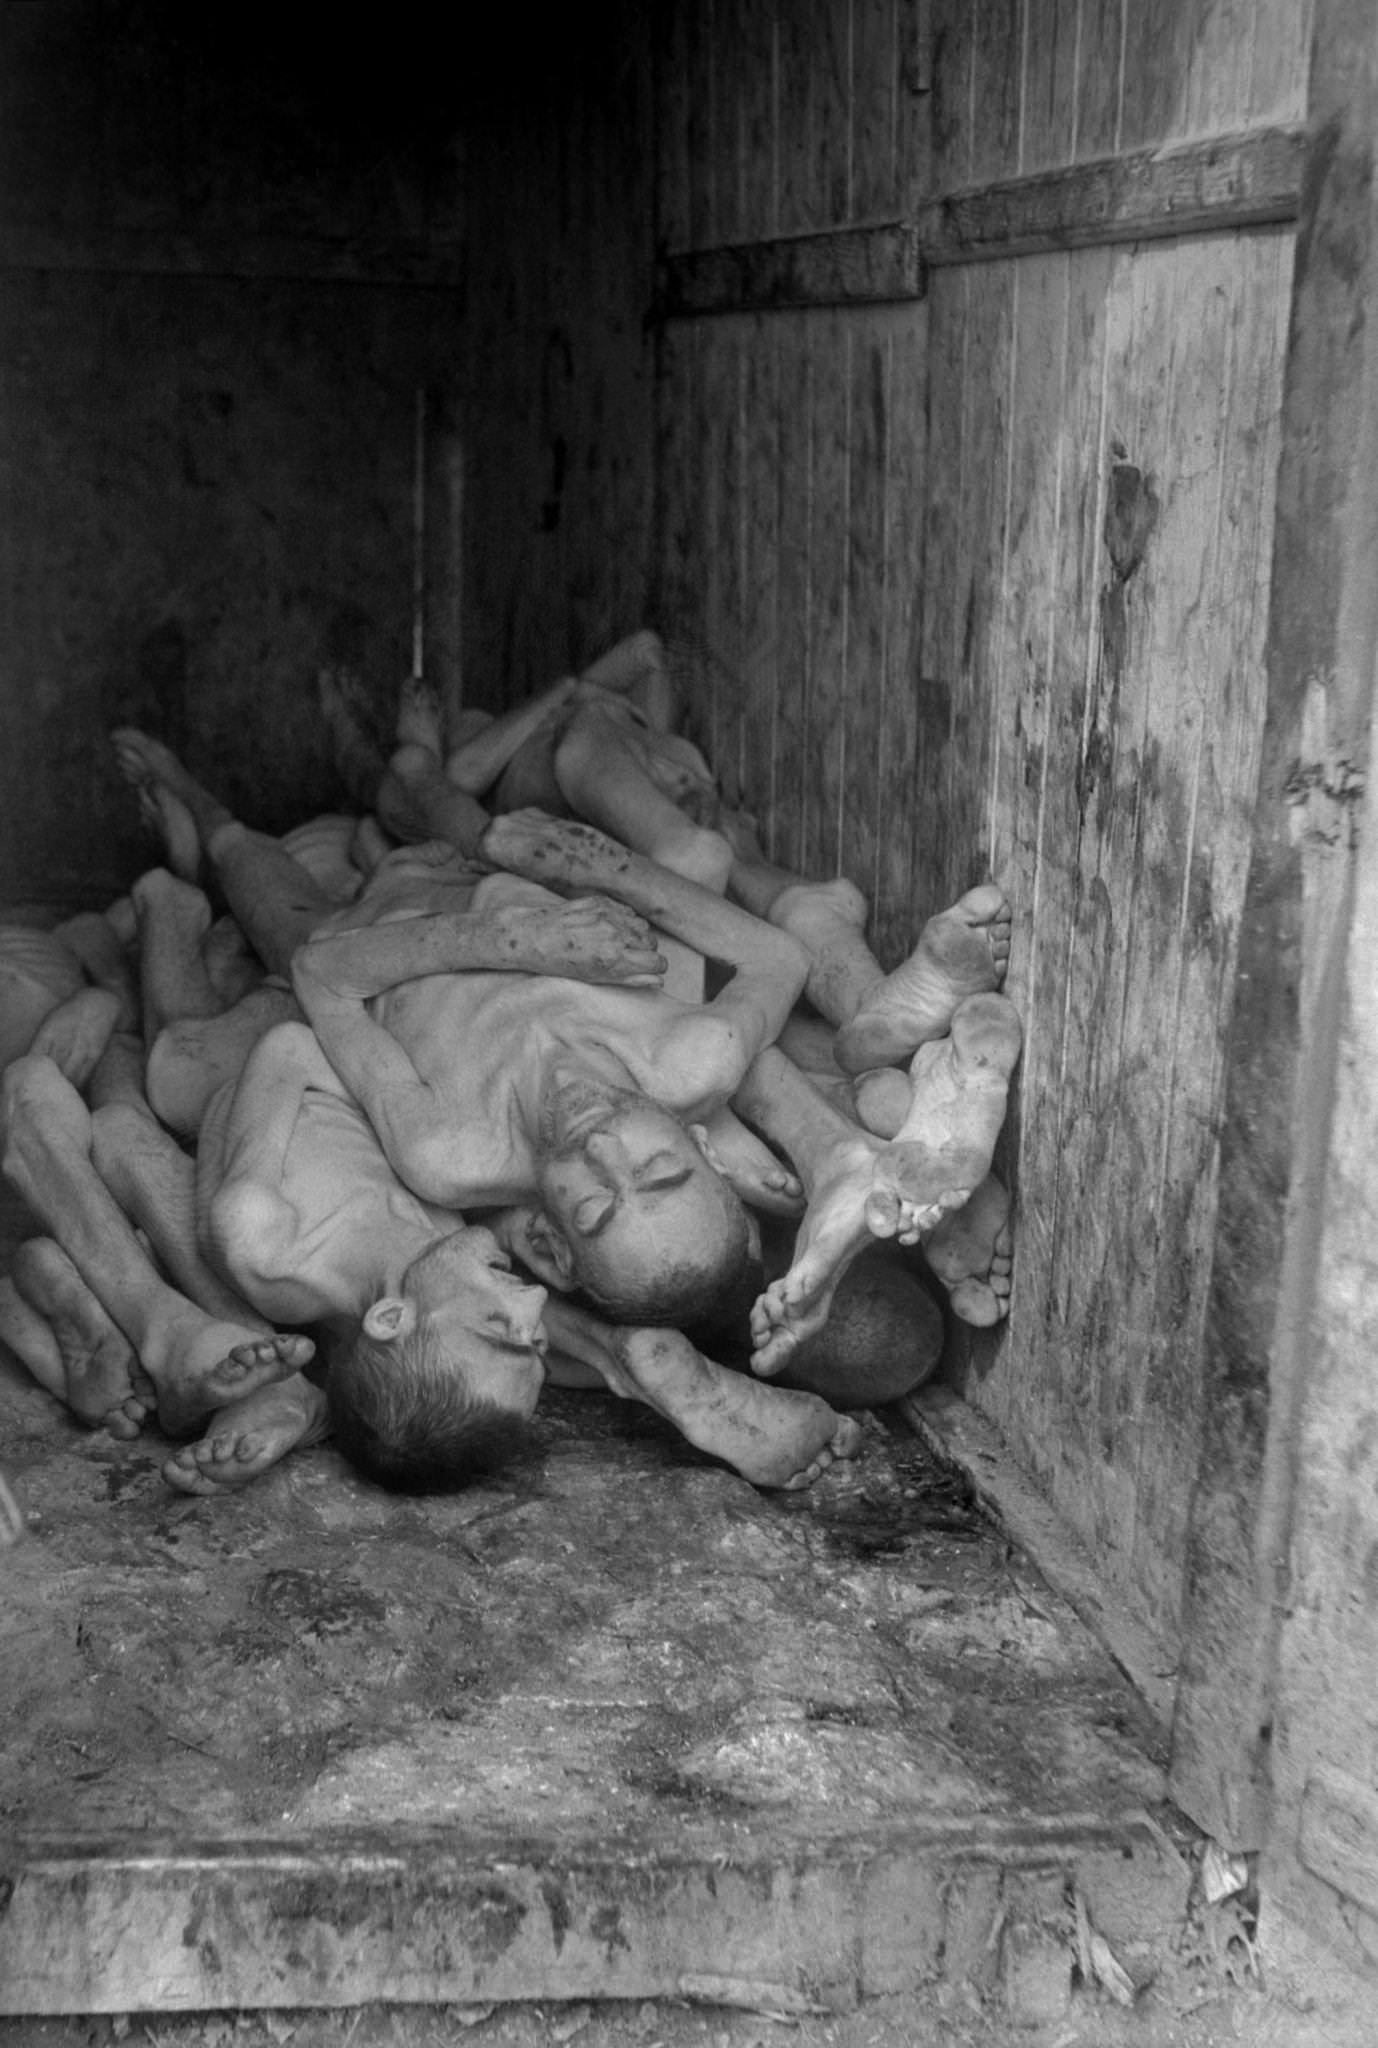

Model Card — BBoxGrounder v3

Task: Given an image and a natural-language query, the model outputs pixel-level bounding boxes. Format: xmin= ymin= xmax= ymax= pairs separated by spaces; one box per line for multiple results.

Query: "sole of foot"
xmin=864 ymin=993 xmax=1023 ymax=1232
xmin=162 ymin=1374 xmax=328 ymax=1495
xmin=156 ymin=1329 xmax=315 ymax=1439
xmin=834 ymin=883 xmax=1012 ymax=1074
xmin=923 ymin=1173 xmax=1013 ymax=1327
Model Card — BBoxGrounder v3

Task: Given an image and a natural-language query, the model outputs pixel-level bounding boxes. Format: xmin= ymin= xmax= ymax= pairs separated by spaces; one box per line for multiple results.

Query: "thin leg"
xmin=1 ymin=1056 xmax=310 ymax=1436
xmin=540 ymin=1296 xmax=861 ymax=1491
xmin=131 ymin=868 xmax=223 ymax=1030
xmin=113 ymin=730 xmax=334 ymax=978
xmin=552 ymin=705 xmax=734 ymax=893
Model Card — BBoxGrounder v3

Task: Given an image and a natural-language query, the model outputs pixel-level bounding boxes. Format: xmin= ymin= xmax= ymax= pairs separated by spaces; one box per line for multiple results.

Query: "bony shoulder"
xmin=657 ymin=1011 xmax=750 ymax=1112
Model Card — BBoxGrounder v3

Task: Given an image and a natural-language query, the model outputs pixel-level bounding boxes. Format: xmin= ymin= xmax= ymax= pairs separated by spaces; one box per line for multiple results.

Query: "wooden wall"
xmin=652 ymin=0 xmax=1310 ymax=1702
xmin=0 ymin=4 xmax=464 ymax=910
xmin=458 ymin=7 xmax=658 ymax=709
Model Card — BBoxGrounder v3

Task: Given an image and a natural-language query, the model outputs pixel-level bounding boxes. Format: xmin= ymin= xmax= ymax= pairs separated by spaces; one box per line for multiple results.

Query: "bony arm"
xmin=479 ymin=811 xmax=809 ymax=1094
xmin=287 ymin=956 xmax=455 ymax=1203
xmin=294 ymin=896 xmax=664 ymax=1004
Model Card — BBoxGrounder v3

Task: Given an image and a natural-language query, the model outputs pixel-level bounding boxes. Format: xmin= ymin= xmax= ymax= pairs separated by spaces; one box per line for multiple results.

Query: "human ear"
xmin=362 ymin=1296 xmax=418 ymax=1343
xmin=508 ymin=1206 xmax=578 ymax=1292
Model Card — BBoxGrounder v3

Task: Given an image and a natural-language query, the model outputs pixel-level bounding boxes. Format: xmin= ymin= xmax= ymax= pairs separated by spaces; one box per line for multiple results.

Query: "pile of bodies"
xmin=0 ymin=631 xmax=1020 ymax=1507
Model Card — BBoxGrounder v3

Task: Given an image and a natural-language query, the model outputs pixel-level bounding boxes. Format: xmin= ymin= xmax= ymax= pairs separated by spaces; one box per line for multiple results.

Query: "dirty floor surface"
xmin=0 ymin=1305 xmax=1311 ymax=2033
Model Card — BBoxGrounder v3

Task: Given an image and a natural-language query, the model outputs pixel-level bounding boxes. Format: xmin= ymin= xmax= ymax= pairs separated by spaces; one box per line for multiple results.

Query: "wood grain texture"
xmin=660 ymin=224 xmax=923 ymax=316
xmin=919 ymin=126 xmax=1304 ymax=266
xmin=1171 ymin=0 xmax=1378 ymax=1866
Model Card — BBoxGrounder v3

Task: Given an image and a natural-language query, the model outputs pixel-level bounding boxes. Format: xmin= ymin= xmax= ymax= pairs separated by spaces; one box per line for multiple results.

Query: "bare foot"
xmin=111 ymin=729 xmax=230 ymax=858
xmin=865 ymin=994 xmax=1023 ymax=1237
xmin=154 ymin=1325 xmax=316 ymax=1438
xmin=748 ymin=1129 xmax=932 ymax=1378
xmin=834 ymin=884 xmax=1012 ymax=1073
xmin=616 ymin=1327 xmax=863 ymax=1489
xmin=317 ymin=667 xmax=387 ymax=810
xmin=162 ymin=1372 xmax=329 ymax=1494
xmin=923 ymin=1173 xmax=1013 ymax=1327
xmin=396 ymin=675 xmax=445 ymax=754
xmin=10 ymin=1237 xmax=152 ymax=1436
xmin=133 ymin=780 xmax=202 ymax=882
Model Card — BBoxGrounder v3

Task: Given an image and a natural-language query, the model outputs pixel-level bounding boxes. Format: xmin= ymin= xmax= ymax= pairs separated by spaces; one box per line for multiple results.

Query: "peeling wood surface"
xmin=652 ymin=0 xmax=1303 ymax=1715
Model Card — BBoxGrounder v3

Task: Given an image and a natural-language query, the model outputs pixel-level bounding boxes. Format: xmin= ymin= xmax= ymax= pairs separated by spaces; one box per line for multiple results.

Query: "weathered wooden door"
xmin=652 ymin=0 xmax=1309 ymax=1849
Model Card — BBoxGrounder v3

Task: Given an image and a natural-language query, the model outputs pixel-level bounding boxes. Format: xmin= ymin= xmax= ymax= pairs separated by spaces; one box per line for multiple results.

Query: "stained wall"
xmin=651 ymin=0 xmax=1310 ymax=1701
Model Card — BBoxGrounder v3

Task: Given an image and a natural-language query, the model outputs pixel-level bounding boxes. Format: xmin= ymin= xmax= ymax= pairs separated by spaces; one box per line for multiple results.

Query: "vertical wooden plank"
xmin=897 ymin=0 xmax=931 ymax=214
xmin=915 ymin=267 xmax=967 ymax=905
xmin=873 ymin=300 xmax=927 ymax=965
xmin=742 ymin=315 xmax=782 ymax=829
xmin=990 ymin=247 xmax=1115 ymax=1484
xmin=851 ymin=0 xmax=900 ymax=220
xmin=1245 ymin=0 xmax=1314 ymax=123
xmin=687 ymin=0 xmax=717 ymax=248
xmin=840 ymin=315 xmax=889 ymax=907
xmin=1020 ymin=0 xmax=1081 ymax=173
xmin=968 ymin=0 xmax=1024 ymax=184
xmin=1070 ymin=0 xmax=1124 ymax=161
xmin=656 ymin=0 xmax=693 ymax=254
xmin=1112 ymin=244 xmax=1238 ymax=1636
xmin=815 ymin=0 xmax=854 ymax=226
xmin=940 ymin=260 xmax=1011 ymax=903
xmin=929 ymin=0 xmax=975 ymax=192
xmin=975 ymin=251 xmax=1073 ymax=1470
xmin=1118 ymin=0 xmax=1206 ymax=151
xmin=712 ymin=0 xmax=745 ymax=246
xmin=771 ymin=313 xmax=813 ymax=871
xmin=738 ymin=0 xmax=778 ymax=242
xmin=1182 ymin=0 xmax=1251 ymax=137
xmin=776 ymin=0 xmax=819 ymax=235
xmin=805 ymin=309 xmax=851 ymax=880
xmin=1132 ymin=234 xmax=1291 ymax=1628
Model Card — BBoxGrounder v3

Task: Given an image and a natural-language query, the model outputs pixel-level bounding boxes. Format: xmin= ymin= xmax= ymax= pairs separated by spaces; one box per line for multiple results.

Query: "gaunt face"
xmin=535 ymin=1066 xmax=738 ymax=1306
xmin=402 ymin=1225 xmax=549 ymax=1415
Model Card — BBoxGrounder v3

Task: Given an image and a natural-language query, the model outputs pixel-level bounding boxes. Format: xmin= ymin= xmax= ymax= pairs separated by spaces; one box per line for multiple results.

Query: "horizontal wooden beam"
xmin=0 ymin=226 xmax=464 ymax=290
xmin=659 ymin=122 xmax=1304 ymax=316
xmin=658 ymin=223 xmax=923 ymax=316
xmin=918 ymin=122 xmax=1305 ymax=265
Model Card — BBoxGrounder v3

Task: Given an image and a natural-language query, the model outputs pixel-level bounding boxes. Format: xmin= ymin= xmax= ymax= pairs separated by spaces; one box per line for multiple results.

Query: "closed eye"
xmin=635 ymin=1163 xmax=694 ymax=1193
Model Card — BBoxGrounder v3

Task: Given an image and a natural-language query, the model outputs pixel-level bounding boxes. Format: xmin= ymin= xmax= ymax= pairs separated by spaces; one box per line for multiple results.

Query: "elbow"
xmin=210 ymin=1180 xmax=303 ymax=1291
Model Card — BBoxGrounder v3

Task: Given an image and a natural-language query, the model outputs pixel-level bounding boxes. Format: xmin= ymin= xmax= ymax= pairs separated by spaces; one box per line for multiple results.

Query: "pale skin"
xmin=360 ymin=675 xmax=1018 ymax=1353
xmin=115 ymin=697 xmax=1017 ymax=1384
xmin=96 ymin=760 xmax=864 ymax=1492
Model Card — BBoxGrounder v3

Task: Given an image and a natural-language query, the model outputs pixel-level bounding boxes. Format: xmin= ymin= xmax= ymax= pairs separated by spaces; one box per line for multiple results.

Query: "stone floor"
xmin=0 ymin=1284 xmax=1221 ymax=2028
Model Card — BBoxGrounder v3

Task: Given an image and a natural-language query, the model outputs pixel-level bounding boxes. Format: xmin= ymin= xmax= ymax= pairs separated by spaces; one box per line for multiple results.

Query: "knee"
xmin=209 ymin=1179 xmax=301 ymax=1291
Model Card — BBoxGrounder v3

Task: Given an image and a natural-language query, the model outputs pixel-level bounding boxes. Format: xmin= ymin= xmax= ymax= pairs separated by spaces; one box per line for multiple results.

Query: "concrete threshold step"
xmin=1 ymin=1354 xmax=1190 ymax=2017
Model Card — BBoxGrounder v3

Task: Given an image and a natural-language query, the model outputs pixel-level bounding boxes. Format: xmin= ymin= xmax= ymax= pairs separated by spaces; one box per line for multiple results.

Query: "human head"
xmin=327 ymin=1225 xmax=548 ymax=1493
xmin=506 ymin=1068 xmax=762 ymax=1327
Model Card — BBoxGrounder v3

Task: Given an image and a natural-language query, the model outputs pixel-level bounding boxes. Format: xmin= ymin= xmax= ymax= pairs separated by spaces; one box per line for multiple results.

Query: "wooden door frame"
xmin=1167 ymin=0 xmax=1378 ymax=1852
